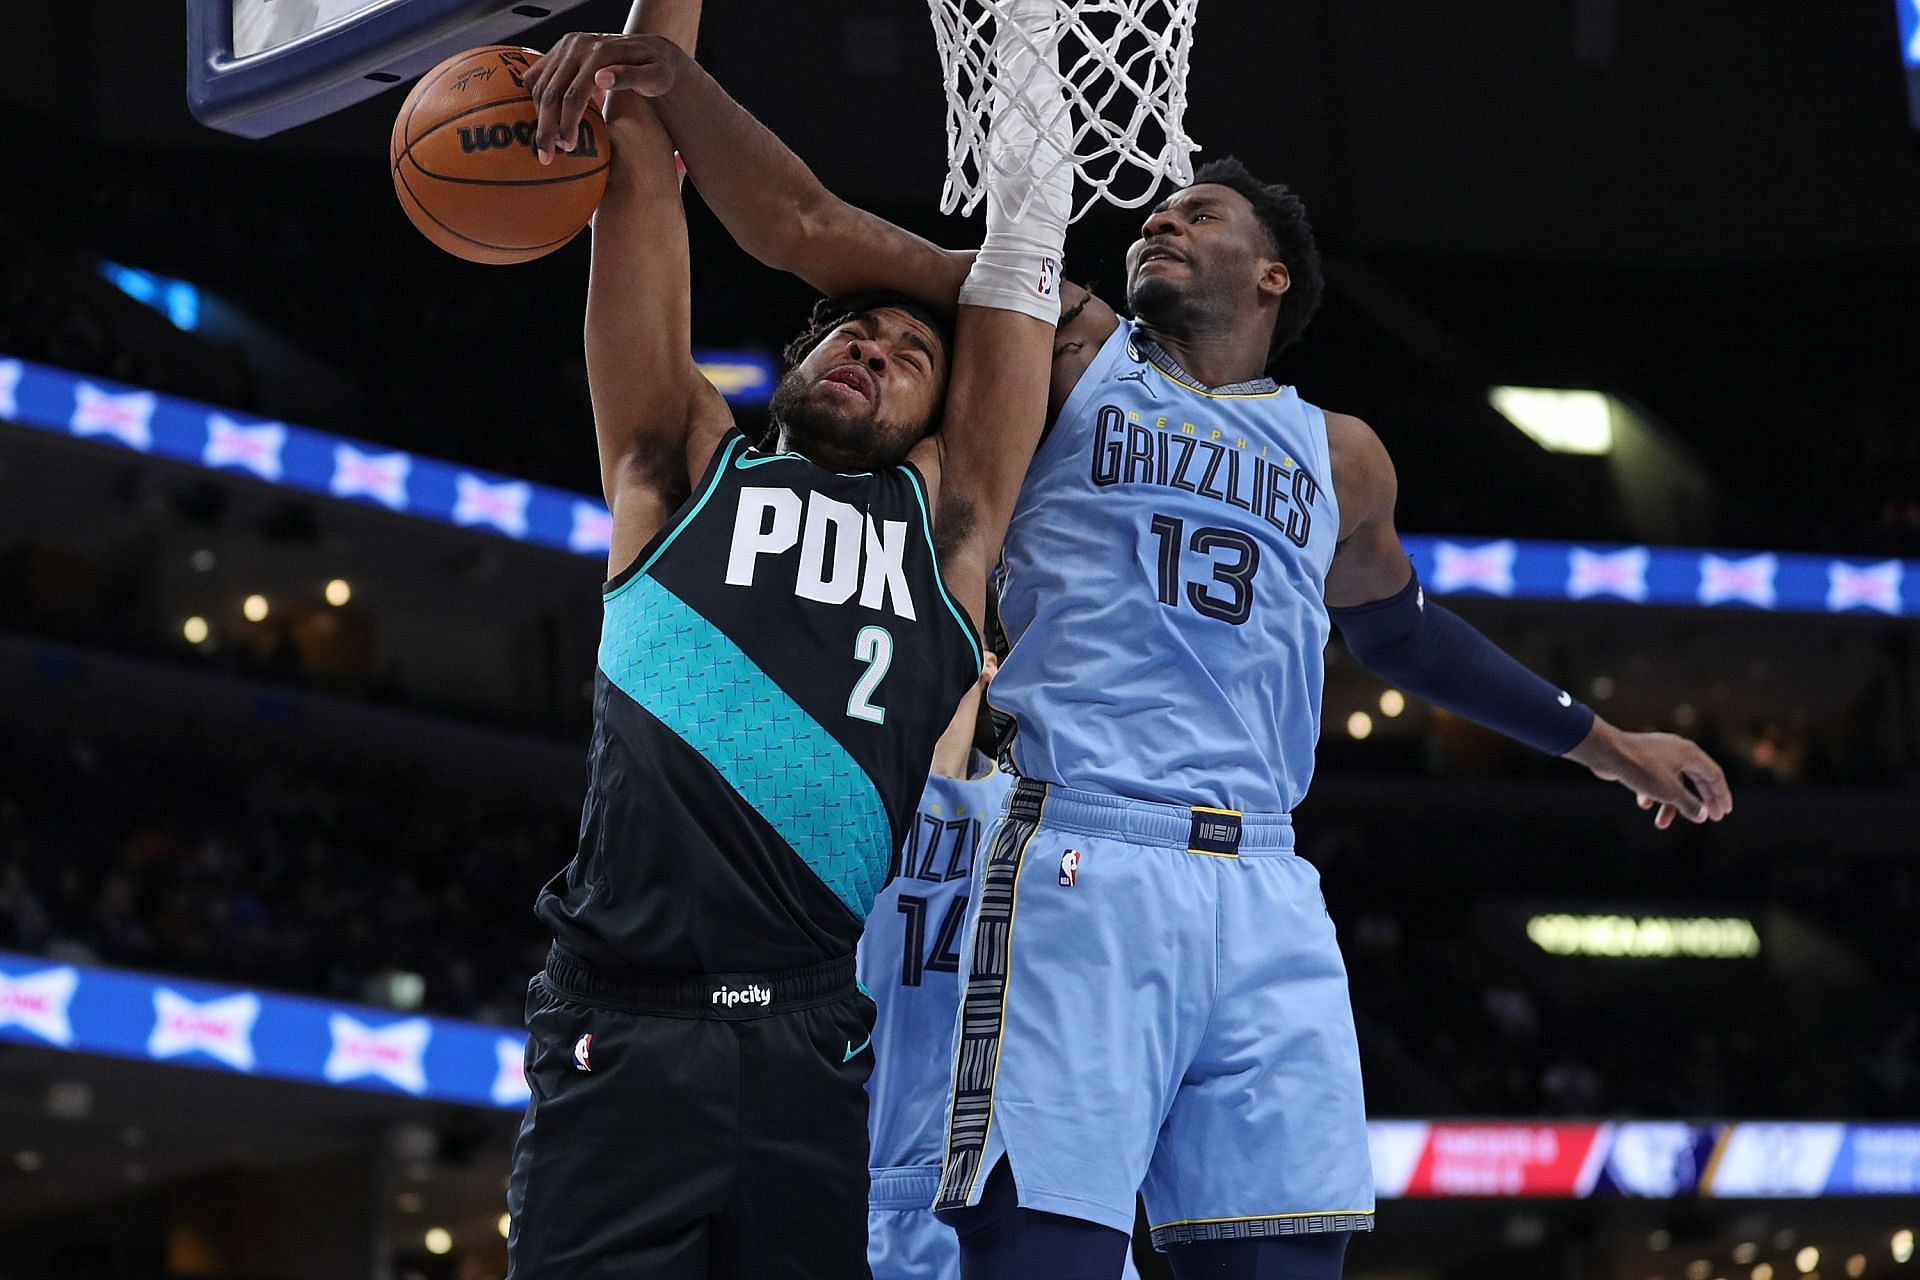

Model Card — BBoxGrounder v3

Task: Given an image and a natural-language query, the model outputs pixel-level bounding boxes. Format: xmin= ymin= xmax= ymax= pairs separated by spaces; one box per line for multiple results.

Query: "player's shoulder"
xmin=1048 ymin=283 xmax=1123 ymax=416
xmin=1320 ymin=410 xmax=1398 ymax=532
xmin=1323 ymin=411 xmax=1390 ymax=473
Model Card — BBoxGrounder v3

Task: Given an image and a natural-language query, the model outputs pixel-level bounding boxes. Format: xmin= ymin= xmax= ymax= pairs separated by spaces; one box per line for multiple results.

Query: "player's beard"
xmin=1126 ymin=272 xmax=1204 ymax=337
xmin=768 ymin=369 xmax=917 ymax=470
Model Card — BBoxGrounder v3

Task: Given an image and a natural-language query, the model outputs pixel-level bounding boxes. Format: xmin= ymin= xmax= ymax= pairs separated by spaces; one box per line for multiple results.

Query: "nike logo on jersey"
xmin=725 ymin=487 xmax=918 ymax=620
xmin=1557 ymin=690 xmax=1573 ymax=707
xmin=843 ymin=1034 xmax=872 ymax=1062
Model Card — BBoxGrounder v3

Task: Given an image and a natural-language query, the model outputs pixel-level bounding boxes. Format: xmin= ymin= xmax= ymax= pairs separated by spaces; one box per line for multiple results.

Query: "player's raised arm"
xmin=529 ymin=32 xmax=972 ymax=312
xmin=524 ymin=1 xmax=732 ymax=578
xmin=1322 ymin=413 xmax=1734 ymax=831
xmin=907 ymin=2 xmax=1074 ymax=628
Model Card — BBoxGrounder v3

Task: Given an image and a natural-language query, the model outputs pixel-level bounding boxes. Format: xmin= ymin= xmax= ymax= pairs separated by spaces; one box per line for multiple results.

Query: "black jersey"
xmin=536 ymin=431 xmax=983 ymax=972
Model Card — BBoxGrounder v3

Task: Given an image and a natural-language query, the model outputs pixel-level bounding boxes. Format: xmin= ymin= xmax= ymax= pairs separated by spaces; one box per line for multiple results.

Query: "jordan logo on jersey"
xmin=724 ymin=487 xmax=919 ymax=620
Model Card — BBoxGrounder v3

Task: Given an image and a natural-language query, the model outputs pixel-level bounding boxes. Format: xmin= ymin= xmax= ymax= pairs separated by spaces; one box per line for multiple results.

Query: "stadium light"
xmin=1798 ymin=1247 xmax=1820 ymax=1274
xmin=1347 ymin=711 xmax=1374 ymax=740
xmin=424 ymin=1227 xmax=452 ymax=1255
xmin=1754 ymin=1265 xmax=1775 ymax=1280
xmin=99 ymin=261 xmax=202 ymax=332
xmin=183 ymin=617 xmax=210 ymax=645
xmin=1379 ymin=689 xmax=1406 ymax=718
xmin=325 ymin=578 xmax=352 ymax=607
xmin=498 ymin=1213 xmax=512 ymax=1239
xmin=1894 ymin=1229 xmax=1913 ymax=1263
xmin=1849 ymin=1255 xmax=1868 ymax=1277
xmin=1526 ymin=914 xmax=1761 ymax=959
xmin=1488 ymin=386 xmax=1616 ymax=455
xmin=1736 ymin=1245 xmax=1760 ymax=1265
xmin=242 ymin=594 xmax=269 ymax=622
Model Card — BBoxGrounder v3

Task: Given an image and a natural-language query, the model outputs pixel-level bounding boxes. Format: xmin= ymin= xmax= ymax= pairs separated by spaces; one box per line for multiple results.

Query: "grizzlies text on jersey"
xmin=991 ymin=318 xmax=1340 ymax=811
xmin=536 ymin=429 xmax=983 ymax=973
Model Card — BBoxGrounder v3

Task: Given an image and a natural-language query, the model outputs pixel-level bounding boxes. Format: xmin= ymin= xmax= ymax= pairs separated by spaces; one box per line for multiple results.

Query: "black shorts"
xmin=506 ymin=945 xmax=878 ymax=1279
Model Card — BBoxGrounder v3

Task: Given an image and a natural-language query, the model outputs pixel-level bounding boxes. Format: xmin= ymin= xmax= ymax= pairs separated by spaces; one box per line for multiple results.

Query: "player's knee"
xmin=1167 ymin=1232 xmax=1352 ymax=1280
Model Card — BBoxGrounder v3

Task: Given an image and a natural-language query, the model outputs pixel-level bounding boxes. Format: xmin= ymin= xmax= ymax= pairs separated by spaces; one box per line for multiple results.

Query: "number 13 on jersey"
xmin=1150 ymin=514 xmax=1261 ymax=625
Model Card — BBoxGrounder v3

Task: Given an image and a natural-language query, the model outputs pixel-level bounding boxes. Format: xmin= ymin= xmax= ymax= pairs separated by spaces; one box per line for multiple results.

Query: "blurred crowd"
xmin=0 ymin=719 xmax=565 ymax=1028
xmin=3 ymin=710 xmax=1915 ymax=1120
xmin=1316 ymin=813 xmax=1920 ymax=1120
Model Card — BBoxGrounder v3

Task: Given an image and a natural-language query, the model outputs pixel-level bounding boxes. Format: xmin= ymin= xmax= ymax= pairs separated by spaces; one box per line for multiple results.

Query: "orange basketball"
xmin=390 ymin=46 xmax=610 ymax=265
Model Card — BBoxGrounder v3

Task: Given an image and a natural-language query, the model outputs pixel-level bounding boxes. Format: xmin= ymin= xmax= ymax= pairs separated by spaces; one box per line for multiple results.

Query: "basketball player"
xmin=559 ymin=31 xmax=1733 ymax=1280
xmin=858 ymin=652 xmax=1145 ymax=1280
xmin=506 ymin=3 xmax=1073 ymax=1276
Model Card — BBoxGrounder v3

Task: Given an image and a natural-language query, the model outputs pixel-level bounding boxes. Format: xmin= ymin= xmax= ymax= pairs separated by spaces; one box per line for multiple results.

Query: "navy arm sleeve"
xmin=1329 ymin=571 xmax=1596 ymax=757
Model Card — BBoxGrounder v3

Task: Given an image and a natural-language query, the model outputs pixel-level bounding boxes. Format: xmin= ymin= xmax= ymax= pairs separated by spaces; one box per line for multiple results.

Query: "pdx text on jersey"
xmin=725 ymin=487 xmax=919 ymax=620
xmin=1091 ymin=405 xmax=1322 ymax=548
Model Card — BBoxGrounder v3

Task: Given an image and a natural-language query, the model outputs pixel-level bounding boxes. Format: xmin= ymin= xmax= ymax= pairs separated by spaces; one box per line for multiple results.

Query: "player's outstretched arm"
xmin=525 ymin=3 xmax=733 ymax=578
xmin=529 ymin=33 xmax=971 ymax=312
xmin=903 ymin=1 xmax=1074 ymax=630
xmin=1322 ymin=414 xmax=1734 ymax=830
xmin=526 ymin=31 xmax=1117 ymax=415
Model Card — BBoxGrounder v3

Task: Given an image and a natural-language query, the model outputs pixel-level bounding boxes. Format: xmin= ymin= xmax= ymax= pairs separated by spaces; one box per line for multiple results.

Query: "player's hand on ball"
xmin=525 ymin=33 xmax=688 ymax=164
xmin=1567 ymin=721 xmax=1732 ymax=830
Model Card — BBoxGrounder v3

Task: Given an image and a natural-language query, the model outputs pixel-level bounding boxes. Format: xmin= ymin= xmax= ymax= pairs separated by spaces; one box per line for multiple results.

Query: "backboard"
xmin=188 ymin=0 xmax=596 ymax=137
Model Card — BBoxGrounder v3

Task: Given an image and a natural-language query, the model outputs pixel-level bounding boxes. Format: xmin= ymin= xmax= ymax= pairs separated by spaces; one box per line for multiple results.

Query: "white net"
xmin=928 ymin=0 xmax=1201 ymax=222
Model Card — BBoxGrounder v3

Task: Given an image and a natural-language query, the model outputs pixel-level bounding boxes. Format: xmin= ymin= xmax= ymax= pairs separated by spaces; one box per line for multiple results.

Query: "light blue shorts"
xmin=870 ymin=1165 xmax=1143 ymax=1280
xmin=934 ymin=780 xmax=1375 ymax=1249
xmin=869 ymin=1167 xmax=958 ymax=1280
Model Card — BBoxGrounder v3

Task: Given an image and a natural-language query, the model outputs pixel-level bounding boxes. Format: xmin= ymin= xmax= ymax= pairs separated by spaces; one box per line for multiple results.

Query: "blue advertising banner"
xmin=2 ymin=355 xmax=1914 ymax=617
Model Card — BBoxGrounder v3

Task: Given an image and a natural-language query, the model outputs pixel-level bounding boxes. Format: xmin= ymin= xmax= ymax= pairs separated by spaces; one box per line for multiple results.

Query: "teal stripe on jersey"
xmin=599 ymin=574 xmax=892 ymax=920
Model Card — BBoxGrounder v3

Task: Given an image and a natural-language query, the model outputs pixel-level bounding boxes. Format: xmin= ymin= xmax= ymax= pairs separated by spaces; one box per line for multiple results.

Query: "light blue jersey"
xmin=860 ymin=761 xmax=1016 ymax=1280
xmin=861 ymin=760 xmax=1013 ymax=1174
xmin=992 ymin=317 xmax=1340 ymax=812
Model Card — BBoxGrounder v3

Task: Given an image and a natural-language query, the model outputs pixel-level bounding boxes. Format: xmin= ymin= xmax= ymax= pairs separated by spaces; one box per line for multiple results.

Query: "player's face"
xmin=1124 ymin=184 xmax=1283 ymax=330
xmin=770 ymin=308 xmax=948 ymax=470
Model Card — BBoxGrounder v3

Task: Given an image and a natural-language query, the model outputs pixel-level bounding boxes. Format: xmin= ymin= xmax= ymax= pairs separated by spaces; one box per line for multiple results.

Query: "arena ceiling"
xmin=9 ymin=0 xmax=1920 ymax=263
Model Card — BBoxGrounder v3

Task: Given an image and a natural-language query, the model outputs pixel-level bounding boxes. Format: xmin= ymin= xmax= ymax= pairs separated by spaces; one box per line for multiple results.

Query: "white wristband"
xmin=960 ymin=0 xmax=1072 ymax=324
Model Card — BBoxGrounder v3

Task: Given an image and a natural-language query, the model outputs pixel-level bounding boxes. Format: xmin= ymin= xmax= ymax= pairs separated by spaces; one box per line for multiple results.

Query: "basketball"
xmin=390 ymin=45 xmax=610 ymax=265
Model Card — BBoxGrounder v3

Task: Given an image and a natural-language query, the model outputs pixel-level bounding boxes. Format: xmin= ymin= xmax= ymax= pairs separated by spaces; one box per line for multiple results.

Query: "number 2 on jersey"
xmin=1150 ymin=514 xmax=1262 ymax=625
xmin=847 ymin=625 xmax=893 ymax=723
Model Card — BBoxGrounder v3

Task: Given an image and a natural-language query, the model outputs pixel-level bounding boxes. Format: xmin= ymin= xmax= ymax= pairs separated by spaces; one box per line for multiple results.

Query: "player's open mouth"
xmin=822 ymin=366 xmax=875 ymax=402
xmin=1139 ymin=247 xmax=1185 ymax=268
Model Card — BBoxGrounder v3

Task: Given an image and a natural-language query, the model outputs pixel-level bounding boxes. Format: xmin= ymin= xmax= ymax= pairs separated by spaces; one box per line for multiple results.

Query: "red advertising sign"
xmin=1404 ymin=1123 xmax=1610 ymax=1197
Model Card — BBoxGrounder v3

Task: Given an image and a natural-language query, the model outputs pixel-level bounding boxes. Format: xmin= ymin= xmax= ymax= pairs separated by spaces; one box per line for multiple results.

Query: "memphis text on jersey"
xmin=1091 ymin=405 xmax=1321 ymax=548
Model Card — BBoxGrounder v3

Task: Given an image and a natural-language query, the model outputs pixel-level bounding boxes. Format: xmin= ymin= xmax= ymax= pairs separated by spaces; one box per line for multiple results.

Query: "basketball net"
xmin=928 ymin=0 xmax=1201 ymax=222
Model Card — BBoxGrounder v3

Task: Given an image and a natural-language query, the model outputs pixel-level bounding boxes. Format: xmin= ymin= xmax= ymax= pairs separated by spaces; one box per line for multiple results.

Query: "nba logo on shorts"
xmin=1036 ymin=257 xmax=1059 ymax=298
xmin=1059 ymin=849 xmax=1082 ymax=887
xmin=573 ymin=1033 xmax=593 ymax=1072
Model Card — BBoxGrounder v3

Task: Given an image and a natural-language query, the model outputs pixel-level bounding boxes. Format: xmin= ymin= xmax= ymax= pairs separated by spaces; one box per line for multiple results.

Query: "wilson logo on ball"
xmin=391 ymin=45 xmax=611 ymax=265
xmin=458 ymin=119 xmax=600 ymax=160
